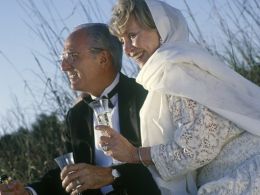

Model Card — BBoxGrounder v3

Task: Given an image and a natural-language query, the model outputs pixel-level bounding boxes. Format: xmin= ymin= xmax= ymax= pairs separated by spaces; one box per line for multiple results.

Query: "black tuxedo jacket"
xmin=30 ymin=74 xmax=160 ymax=195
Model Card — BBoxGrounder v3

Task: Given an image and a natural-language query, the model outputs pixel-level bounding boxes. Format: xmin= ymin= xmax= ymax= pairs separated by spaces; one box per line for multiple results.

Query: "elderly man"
xmin=0 ymin=23 xmax=160 ymax=195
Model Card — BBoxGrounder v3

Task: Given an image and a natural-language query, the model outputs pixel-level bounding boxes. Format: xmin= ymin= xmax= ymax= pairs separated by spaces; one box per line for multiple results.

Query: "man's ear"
xmin=99 ymin=50 xmax=112 ymax=67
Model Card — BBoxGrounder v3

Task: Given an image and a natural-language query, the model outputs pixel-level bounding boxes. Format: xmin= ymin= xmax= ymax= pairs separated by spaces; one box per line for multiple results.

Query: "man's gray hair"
xmin=74 ymin=23 xmax=122 ymax=71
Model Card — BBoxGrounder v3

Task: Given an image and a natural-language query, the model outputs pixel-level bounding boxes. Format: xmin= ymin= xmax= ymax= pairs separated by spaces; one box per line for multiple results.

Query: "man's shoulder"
xmin=69 ymin=93 xmax=89 ymax=113
xmin=119 ymin=73 xmax=147 ymax=104
xmin=119 ymin=73 xmax=146 ymax=92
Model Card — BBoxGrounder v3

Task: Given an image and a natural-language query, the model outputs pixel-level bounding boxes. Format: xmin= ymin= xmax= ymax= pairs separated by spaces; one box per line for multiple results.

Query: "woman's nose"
xmin=123 ymin=40 xmax=134 ymax=56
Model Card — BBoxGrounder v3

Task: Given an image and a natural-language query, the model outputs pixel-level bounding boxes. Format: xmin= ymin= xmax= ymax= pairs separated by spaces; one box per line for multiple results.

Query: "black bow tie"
xmin=83 ymin=83 xmax=119 ymax=108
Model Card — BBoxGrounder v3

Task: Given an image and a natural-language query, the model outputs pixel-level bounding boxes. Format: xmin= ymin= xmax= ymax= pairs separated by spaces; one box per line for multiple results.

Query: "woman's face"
xmin=119 ymin=15 xmax=160 ymax=68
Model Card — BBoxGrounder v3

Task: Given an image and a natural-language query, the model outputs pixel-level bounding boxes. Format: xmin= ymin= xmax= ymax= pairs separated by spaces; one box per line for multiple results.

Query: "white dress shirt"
xmin=91 ymin=73 xmax=120 ymax=194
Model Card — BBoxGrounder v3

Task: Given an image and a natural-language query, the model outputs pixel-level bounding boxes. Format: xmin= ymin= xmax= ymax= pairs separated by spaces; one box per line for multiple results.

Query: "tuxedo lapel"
xmin=83 ymin=96 xmax=94 ymax=138
xmin=118 ymin=74 xmax=144 ymax=147
xmin=83 ymin=99 xmax=95 ymax=163
xmin=69 ymin=99 xmax=95 ymax=164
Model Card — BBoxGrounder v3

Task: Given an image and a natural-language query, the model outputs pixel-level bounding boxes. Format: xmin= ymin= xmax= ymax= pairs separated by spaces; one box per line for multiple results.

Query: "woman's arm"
xmin=150 ymin=95 xmax=243 ymax=180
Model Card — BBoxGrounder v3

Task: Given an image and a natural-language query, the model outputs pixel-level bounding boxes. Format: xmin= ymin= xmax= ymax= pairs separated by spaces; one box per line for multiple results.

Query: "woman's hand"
xmin=96 ymin=125 xmax=139 ymax=163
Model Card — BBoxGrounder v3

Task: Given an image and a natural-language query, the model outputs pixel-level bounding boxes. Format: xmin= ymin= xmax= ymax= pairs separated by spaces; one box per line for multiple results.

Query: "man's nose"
xmin=60 ymin=60 xmax=72 ymax=71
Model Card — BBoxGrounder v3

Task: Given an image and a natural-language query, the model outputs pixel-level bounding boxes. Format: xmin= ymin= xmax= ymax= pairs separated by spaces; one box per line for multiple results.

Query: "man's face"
xmin=60 ymin=31 xmax=102 ymax=93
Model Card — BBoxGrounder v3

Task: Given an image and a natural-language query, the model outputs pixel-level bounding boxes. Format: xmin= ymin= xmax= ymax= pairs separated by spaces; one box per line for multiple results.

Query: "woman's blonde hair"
xmin=109 ymin=0 xmax=156 ymax=36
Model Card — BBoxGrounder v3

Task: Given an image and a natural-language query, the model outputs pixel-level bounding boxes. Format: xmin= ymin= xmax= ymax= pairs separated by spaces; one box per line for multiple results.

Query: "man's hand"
xmin=0 ymin=180 xmax=30 ymax=195
xmin=60 ymin=163 xmax=113 ymax=195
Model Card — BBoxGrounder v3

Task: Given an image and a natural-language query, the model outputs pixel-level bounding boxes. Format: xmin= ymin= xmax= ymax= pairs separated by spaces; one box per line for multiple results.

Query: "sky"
xmin=0 ymin=0 xmax=226 ymax=133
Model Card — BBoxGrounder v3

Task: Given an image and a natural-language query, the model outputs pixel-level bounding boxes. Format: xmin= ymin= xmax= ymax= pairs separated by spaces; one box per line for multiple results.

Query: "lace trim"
xmin=151 ymin=95 xmax=242 ymax=180
xmin=198 ymin=155 xmax=260 ymax=195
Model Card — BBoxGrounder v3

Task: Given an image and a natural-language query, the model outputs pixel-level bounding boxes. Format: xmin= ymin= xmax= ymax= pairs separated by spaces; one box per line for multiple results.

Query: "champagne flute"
xmin=54 ymin=152 xmax=82 ymax=195
xmin=88 ymin=98 xmax=112 ymax=151
xmin=88 ymin=98 xmax=122 ymax=165
xmin=88 ymin=98 xmax=112 ymax=127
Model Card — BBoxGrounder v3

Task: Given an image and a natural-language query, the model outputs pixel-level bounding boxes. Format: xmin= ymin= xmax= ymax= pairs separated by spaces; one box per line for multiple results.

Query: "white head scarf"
xmin=145 ymin=0 xmax=189 ymax=43
xmin=137 ymin=0 xmax=260 ymax=135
